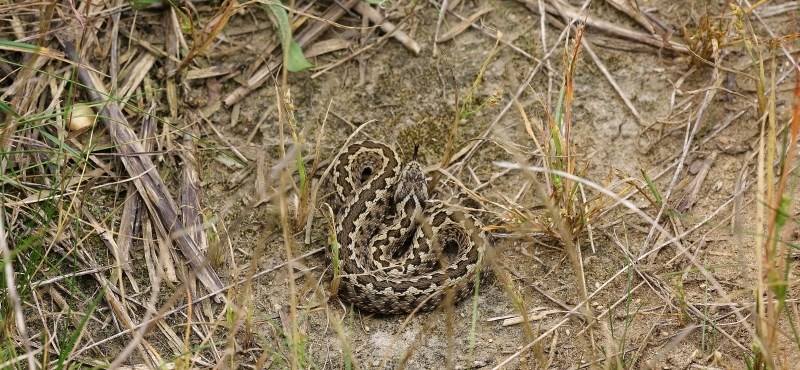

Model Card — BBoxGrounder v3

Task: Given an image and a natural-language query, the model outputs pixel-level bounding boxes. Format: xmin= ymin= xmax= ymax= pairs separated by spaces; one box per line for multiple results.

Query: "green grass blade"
xmin=55 ymin=288 xmax=104 ymax=370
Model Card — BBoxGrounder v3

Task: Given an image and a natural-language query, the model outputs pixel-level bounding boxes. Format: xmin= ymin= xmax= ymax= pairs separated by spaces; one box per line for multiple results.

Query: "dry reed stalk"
xmin=56 ymin=36 xmax=225 ymax=296
xmin=117 ymin=179 xmax=141 ymax=269
xmin=165 ymin=8 xmax=182 ymax=120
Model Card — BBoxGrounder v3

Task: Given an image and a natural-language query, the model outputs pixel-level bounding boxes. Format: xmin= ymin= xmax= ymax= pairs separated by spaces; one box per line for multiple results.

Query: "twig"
xmin=435 ymin=4 xmax=493 ymax=43
xmin=224 ymin=0 xmax=360 ymax=106
xmin=604 ymin=0 xmax=657 ymax=34
xmin=353 ymin=2 xmax=420 ymax=55
xmin=641 ymin=39 xmax=723 ymax=255
xmin=550 ymin=1 xmax=645 ymax=125
xmin=433 ymin=0 xmax=448 ymax=55
xmin=429 ymin=0 xmax=542 ymax=62
xmin=519 ymin=0 xmax=689 ymax=54
xmin=67 ymin=246 xmax=325 ymax=362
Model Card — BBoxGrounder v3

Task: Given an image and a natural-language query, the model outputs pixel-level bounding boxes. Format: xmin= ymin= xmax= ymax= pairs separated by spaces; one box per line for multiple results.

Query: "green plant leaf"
xmin=285 ymin=39 xmax=313 ymax=72
xmin=640 ymin=169 xmax=663 ymax=208
xmin=264 ymin=1 xmax=314 ymax=72
xmin=129 ymin=0 xmax=160 ymax=10
xmin=0 ymin=39 xmax=38 ymax=52
xmin=168 ymin=2 xmax=193 ymax=33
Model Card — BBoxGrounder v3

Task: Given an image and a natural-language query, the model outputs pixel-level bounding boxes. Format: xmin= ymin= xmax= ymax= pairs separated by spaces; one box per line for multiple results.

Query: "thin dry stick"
xmin=491 ymin=164 xmax=753 ymax=363
xmin=325 ymin=307 xmax=361 ymax=370
xmin=77 ymin=242 xmax=164 ymax=366
xmin=78 ymin=201 xmax=138 ymax=339
xmin=116 ymin=104 xmax=158 ymax=269
xmin=494 ymin=243 xmax=738 ymax=369
xmin=606 ymin=232 xmax=749 ymax=351
xmin=433 ymin=0 xmax=448 ymax=55
xmin=0 ymin=207 xmax=36 ymax=370
xmin=179 ymin=128 xmax=219 ymax=356
xmin=428 ymin=0 xmax=543 ymax=63
xmin=429 ymin=31 xmax=502 ymax=192
xmin=57 ymin=36 xmax=225 ymax=296
xmin=578 ymin=33 xmax=644 ymax=125
xmin=521 ymin=0 xmax=690 ymax=53
xmin=223 ymin=0 xmax=359 ymax=106
xmin=165 ymin=7 xmax=182 ymax=119
xmin=108 ymin=0 xmax=122 ymax=87
xmin=353 ymin=2 xmax=420 ymax=55
xmin=310 ymin=6 xmax=420 ymax=80
xmin=179 ymin=132 xmax=207 ymax=266
xmin=640 ymin=39 xmax=723 ymax=255
xmin=435 ymin=4 xmax=493 ymax=43
xmin=733 ymin=158 xmax=750 ymax=281
xmin=118 ymin=28 xmax=181 ymax=63
xmin=604 ymin=0 xmax=657 ymax=34
xmin=108 ymin=249 xmax=165 ymax=368
xmin=446 ymin=13 xmax=575 ymax=171
xmin=67 ymin=245 xmax=324 ymax=362
xmin=0 ymin=350 xmax=42 ymax=370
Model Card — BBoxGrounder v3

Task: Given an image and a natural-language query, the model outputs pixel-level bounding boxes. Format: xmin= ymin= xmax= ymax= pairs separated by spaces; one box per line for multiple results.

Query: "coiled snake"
xmin=326 ymin=140 xmax=489 ymax=314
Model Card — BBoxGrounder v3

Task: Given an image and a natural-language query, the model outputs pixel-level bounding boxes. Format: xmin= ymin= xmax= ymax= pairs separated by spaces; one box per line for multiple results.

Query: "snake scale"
xmin=326 ymin=140 xmax=490 ymax=314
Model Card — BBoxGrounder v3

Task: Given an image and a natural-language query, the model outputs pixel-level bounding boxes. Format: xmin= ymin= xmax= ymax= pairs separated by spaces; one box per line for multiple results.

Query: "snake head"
xmin=394 ymin=161 xmax=428 ymax=206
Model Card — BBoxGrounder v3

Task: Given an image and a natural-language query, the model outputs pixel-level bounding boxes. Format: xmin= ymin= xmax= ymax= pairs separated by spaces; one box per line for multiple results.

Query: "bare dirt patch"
xmin=3 ymin=0 xmax=800 ymax=369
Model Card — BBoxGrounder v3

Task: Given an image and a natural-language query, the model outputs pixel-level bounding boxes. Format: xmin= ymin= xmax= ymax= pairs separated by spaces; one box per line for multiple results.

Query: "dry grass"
xmin=2 ymin=0 xmax=800 ymax=369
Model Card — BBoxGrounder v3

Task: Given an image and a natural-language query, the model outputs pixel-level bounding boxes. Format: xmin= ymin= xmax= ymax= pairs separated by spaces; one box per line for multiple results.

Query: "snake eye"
xmin=444 ymin=239 xmax=460 ymax=260
xmin=359 ymin=166 xmax=373 ymax=182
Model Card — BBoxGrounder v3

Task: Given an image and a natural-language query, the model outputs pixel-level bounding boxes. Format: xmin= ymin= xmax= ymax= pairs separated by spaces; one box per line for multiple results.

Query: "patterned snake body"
xmin=327 ymin=140 xmax=488 ymax=314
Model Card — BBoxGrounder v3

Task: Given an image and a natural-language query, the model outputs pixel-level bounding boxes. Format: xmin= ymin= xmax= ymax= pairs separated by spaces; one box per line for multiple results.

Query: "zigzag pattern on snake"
xmin=325 ymin=140 xmax=490 ymax=314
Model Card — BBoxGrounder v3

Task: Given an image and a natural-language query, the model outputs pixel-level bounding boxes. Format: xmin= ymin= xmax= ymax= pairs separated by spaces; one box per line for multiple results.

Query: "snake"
xmin=325 ymin=140 xmax=489 ymax=315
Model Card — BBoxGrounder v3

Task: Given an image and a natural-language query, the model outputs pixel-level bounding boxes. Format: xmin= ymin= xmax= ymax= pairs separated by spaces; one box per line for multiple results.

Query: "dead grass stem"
xmin=4 ymin=1 xmax=800 ymax=368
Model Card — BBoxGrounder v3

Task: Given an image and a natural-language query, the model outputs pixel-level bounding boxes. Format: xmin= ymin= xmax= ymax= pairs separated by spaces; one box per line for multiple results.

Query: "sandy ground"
xmin=199 ymin=1 xmax=799 ymax=369
xmin=10 ymin=0 xmax=800 ymax=369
